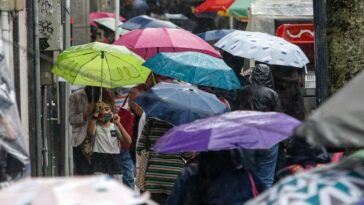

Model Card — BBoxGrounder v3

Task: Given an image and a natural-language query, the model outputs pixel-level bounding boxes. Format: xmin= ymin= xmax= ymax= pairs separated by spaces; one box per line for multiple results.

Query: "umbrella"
xmin=0 ymin=175 xmax=156 ymax=205
xmin=134 ymin=82 xmax=228 ymax=126
xmin=295 ymin=70 xmax=364 ymax=147
xmin=143 ymin=51 xmax=240 ymax=90
xmin=114 ymin=28 xmax=221 ymax=60
xmin=89 ymin=12 xmax=125 ymax=27
xmin=197 ymin=29 xmax=235 ymax=42
xmin=245 ymin=150 xmax=364 ymax=205
xmin=165 ymin=13 xmax=197 ymax=31
xmin=195 ymin=0 xmax=236 ymax=13
xmin=215 ymin=30 xmax=309 ymax=68
xmin=121 ymin=15 xmax=178 ymax=31
xmin=51 ymin=42 xmax=151 ymax=88
xmin=93 ymin=17 xmax=129 ymax=35
xmin=228 ymin=0 xmax=254 ymax=17
xmin=153 ymin=111 xmax=301 ymax=153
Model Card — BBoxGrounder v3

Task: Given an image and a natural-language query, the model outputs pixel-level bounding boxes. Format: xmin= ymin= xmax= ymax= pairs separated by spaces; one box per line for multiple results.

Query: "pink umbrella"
xmin=113 ymin=28 xmax=221 ymax=60
xmin=89 ymin=12 xmax=126 ymax=27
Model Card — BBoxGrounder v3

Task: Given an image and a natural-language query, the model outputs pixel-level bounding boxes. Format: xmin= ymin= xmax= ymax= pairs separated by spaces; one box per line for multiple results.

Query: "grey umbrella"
xmin=296 ymin=70 xmax=364 ymax=147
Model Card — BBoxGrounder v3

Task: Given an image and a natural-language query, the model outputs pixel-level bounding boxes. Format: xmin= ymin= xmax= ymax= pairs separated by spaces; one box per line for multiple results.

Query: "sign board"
xmin=38 ymin=0 xmax=62 ymax=51
xmin=276 ymin=23 xmax=314 ymax=44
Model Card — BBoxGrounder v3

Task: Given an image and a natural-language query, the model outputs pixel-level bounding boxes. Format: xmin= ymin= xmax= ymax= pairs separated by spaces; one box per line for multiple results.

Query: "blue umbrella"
xmin=197 ymin=29 xmax=235 ymax=42
xmin=121 ymin=15 xmax=178 ymax=30
xmin=134 ymin=82 xmax=229 ymax=125
xmin=143 ymin=51 xmax=241 ymax=90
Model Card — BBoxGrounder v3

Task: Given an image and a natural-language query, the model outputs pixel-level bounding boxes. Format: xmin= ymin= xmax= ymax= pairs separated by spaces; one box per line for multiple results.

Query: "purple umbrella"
xmin=153 ymin=111 xmax=301 ymax=153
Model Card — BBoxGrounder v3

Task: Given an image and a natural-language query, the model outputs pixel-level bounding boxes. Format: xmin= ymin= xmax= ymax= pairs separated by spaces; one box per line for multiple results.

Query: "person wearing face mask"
xmin=87 ymin=92 xmax=132 ymax=181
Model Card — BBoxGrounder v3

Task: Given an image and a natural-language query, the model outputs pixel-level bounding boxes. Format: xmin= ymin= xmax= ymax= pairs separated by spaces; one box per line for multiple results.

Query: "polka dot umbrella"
xmin=215 ymin=30 xmax=309 ymax=69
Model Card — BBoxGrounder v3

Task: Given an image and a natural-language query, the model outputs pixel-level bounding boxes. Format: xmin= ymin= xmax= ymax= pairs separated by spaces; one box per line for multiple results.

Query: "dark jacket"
xmin=234 ymin=64 xmax=281 ymax=112
xmin=166 ymin=163 xmax=265 ymax=205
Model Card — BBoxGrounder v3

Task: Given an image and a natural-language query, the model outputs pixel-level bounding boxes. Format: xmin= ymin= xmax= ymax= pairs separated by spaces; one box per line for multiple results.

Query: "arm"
xmin=113 ymin=114 xmax=132 ymax=145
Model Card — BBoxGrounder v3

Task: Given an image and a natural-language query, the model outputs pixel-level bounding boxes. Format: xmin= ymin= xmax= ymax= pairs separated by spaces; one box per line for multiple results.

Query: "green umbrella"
xmin=228 ymin=0 xmax=255 ymax=17
xmin=94 ymin=17 xmax=129 ymax=35
xmin=51 ymin=42 xmax=151 ymax=88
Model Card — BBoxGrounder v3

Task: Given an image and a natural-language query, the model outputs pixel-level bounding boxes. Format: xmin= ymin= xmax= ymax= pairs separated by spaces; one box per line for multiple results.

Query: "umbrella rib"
xmin=71 ymin=53 xmax=101 ymax=84
xmin=59 ymin=51 xmax=100 ymax=60
xmin=104 ymin=54 xmax=113 ymax=88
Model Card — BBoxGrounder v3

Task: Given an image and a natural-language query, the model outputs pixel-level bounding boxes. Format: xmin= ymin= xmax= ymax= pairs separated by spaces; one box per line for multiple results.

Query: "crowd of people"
xmin=67 ymin=1 xmax=336 ymax=204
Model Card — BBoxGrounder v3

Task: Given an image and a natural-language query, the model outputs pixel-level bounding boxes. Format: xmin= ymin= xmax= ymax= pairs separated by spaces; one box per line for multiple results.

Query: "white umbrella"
xmin=215 ymin=30 xmax=309 ymax=68
xmin=0 ymin=175 xmax=157 ymax=205
xmin=94 ymin=17 xmax=129 ymax=35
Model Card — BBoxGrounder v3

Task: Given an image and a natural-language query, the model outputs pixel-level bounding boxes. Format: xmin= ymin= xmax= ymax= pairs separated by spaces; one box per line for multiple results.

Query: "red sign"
xmin=276 ymin=24 xmax=314 ymax=44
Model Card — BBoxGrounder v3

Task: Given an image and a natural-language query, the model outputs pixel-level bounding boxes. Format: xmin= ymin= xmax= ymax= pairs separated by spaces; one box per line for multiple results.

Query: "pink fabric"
xmin=89 ymin=12 xmax=126 ymax=27
xmin=248 ymin=172 xmax=259 ymax=197
xmin=114 ymin=28 xmax=221 ymax=60
xmin=331 ymin=152 xmax=344 ymax=162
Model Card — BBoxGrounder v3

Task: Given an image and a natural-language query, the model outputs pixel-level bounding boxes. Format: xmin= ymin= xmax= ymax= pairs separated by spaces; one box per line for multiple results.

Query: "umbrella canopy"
xmin=195 ymin=0 xmax=236 ymax=13
xmin=0 ymin=175 xmax=154 ymax=205
xmin=89 ymin=12 xmax=125 ymax=27
xmin=197 ymin=29 xmax=235 ymax=42
xmin=134 ymin=82 xmax=228 ymax=126
xmin=114 ymin=28 xmax=221 ymax=60
xmin=121 ymin=15 xmax=178 ymax=30
xmin=228 ymin=0 xmax=254 ymax=17
xmin=295 ymin=70 xmax=364 ymax=147
xmin=93 ymin=17 xmax=129 ymax=35
xmin=153 ymin=111 xmax=300 ymax=153
xmin=215 ymin=30 xmax=309 ymax=68
xmin=245 ymin=150 xmax=364 ymax=205
xmin=165 ymin=13 xmax=197 ymax=31
xmin=51 ymin=42 xmax=151 ymax=88
xmin=143 ymin=51 xmax=240 ymax=90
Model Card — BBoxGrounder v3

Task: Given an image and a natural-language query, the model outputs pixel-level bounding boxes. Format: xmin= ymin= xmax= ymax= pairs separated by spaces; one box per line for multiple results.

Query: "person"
xmin=87 ymin=91 xmax=132 ymax=180
xmin=114 ymin=88 xmax=136 ymax=189
xmin=272 ymin=65 xmax=306 ymax=120
xmin=166 ymin=150 xmax=265 ymax=205
xmin=137 ymin=118 xmax=191 ymax=204
xmin=69 ymin=86 xmax=100 ymax=175
xmin=235 ymin=64 xmax=281 ymax=188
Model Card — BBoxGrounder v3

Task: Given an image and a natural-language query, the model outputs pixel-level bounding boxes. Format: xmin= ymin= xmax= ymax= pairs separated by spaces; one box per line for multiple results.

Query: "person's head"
xmin=96 ymin=91 xmax=115 ymax=123
xmin=145 ymin=73 xmax=173 ymax=89
xmin=251 ymin=64 xmax=274 ymax=89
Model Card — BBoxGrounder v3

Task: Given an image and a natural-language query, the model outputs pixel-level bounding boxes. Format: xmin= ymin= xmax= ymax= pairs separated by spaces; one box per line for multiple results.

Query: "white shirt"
xmin=68 ymin=89 xmax=89 ymax=147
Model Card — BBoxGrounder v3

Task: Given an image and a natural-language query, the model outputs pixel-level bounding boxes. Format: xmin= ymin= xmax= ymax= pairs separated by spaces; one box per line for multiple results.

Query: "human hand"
xmin=113 ymin=114 xmax=120 ymax=123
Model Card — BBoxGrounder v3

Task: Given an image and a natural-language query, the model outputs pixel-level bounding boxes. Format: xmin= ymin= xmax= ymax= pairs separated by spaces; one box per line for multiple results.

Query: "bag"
xmin=118 ymin=106 xmax=135 ymax=149
xmin=81 ymin=137 xmax=93 ymax=163
xmin=135 ymin=120 xmax=153 ymax=191
xmin=135 ymin=150 xmax=149 ymax=191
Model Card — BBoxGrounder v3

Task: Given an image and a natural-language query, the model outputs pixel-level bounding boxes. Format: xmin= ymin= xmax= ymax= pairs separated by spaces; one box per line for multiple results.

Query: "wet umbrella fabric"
xmin=89 ymin=12 xmax=125 ymax=27
xmin=93 ymin=17 xmax=129 ymax=35
xmin=295 ymin=70 xmax=364 ymax=147
xmin=197 ymin=29 xmax=235 ymax=42
xmin=114 ymin=28 xmax=221 ymax=60
xmin=195 ymin=0 xmax=235 ymax=13
xmin=153 ymin=111 xmax=300 ymax=153
xmin=245 ymin=150 xmax=364 ymax=205
xmin=51 ymin=42 xmax=151 ymax=88
xmin=143 ymin=51 xmax=240 ymax=90
xmin=215 ymin=30 xmax=309 ymax=68
xmin=134 ymin=82 xmax=228 ymax=126
xmin=165 ymin=13 xmax=197 ymax=31
xmin=121 ymin=15 xmax=178 ymax=30
xmin=0 ymin=175 xmax=154 ymax=205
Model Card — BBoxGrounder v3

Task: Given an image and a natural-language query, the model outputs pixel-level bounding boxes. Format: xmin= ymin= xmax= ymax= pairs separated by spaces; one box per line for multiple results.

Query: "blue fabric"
xmin=166 ymin=164 xmax=265 ymax=205
xmin=120 ymin=149 xmax=135 ymax=189
xmin=143 ymin=52 xmax=241 ymax=90
xmin=242 ymin=145 xmax=279 ymax=188
xmin=135 ymin=82 xmax=229 ymax=126
xmin=197 ymin=29 xmax=235 ymax=42
xmin=121 ymin=15 xmax=178 ymax=30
